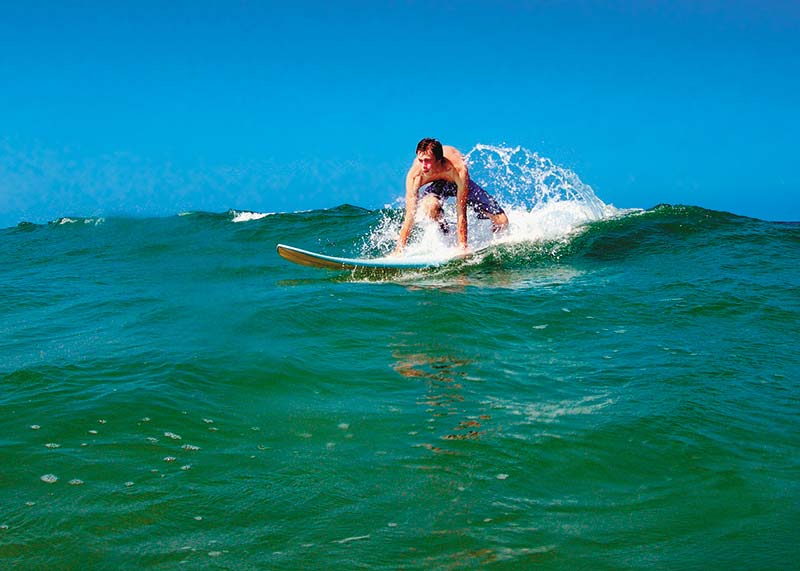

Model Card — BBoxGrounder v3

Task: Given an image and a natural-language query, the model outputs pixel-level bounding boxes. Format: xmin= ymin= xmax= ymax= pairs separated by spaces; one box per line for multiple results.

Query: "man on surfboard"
xmin=394 ymin=138 xmax=508 ymax=253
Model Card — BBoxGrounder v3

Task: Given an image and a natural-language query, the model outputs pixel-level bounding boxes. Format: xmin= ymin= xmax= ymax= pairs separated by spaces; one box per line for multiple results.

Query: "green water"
xmin=1 ymin=206 xmax=798 ymax=569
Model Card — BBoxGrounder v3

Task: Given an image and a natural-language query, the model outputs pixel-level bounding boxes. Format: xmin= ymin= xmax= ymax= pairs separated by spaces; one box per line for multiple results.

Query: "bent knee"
xmin=419 ymin=195 xmax=442 ymax=218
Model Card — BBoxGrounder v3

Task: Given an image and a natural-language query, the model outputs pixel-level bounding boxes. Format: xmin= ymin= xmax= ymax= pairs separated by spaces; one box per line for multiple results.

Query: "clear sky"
xmin=2 ymin=0 xmax=798 ymax=227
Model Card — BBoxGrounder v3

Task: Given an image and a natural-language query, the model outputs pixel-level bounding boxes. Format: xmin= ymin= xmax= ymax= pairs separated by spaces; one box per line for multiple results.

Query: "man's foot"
xmin=490 ymin=212 xmax=509 ymax=233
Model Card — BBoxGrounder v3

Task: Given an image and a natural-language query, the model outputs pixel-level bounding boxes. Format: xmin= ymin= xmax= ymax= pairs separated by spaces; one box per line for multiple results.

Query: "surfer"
xmin=394 ymin=138 xmax=508 ymax=253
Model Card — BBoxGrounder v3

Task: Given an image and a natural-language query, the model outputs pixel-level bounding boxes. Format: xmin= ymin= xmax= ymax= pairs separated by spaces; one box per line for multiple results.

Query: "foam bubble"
xmin=40 ymin=474 xmax=58 ymax=483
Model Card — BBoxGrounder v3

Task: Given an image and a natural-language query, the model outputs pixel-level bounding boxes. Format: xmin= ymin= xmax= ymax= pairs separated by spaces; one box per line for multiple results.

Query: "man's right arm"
xmin=394 ymin=167 xmax=420 ymax=253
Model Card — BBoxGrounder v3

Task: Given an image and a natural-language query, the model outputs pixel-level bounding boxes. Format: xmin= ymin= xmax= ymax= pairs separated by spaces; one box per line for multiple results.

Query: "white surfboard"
xmin=276 ymin=244 xmax=458 ymax=271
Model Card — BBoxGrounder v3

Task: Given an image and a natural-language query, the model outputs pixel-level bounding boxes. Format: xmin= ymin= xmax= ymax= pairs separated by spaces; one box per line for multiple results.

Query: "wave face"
xmin=1 ymin=195 xmax=799 ymax=569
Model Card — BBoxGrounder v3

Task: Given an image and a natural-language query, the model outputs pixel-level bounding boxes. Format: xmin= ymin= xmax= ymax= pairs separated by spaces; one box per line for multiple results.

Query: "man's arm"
xmin=394 ymin=166 xmax=420 ymax=253
xmin=454 ymin=167 xmax=469 ymax=251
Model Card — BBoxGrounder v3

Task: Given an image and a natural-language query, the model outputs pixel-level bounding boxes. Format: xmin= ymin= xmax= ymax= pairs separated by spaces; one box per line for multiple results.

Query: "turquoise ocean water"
xmin=2 ymin=148 xmax=799 ymax=569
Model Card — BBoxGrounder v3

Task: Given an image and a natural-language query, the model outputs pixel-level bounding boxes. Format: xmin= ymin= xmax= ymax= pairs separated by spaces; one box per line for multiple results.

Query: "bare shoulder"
xmin=442 ymin=145 xmax=465 ymax=166
xmin=442 ymin=146 xmax=468 ymax=179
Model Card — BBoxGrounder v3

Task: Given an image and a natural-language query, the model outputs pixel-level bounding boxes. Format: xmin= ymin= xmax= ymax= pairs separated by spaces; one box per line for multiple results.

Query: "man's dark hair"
xmin=416 ymin=138 xmax=444 ymax=162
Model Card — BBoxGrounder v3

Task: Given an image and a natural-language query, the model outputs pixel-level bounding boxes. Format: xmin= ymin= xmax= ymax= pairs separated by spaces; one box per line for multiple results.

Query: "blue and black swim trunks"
xmin=420 ymin=179 xmax=505 ymax=218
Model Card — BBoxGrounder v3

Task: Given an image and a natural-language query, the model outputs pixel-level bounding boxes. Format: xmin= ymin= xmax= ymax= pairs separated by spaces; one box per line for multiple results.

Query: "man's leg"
xmin=466 ymin=180 xmax=508 ymax=232
xmin=488 ymin=211 xmax=509 ymax=232
xmin=419 ymin=194 xmax=450 ymax=233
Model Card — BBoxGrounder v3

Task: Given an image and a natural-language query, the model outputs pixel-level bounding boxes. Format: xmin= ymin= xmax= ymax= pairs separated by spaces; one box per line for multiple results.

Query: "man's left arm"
xmin=455 ymin=168 xmax=469 ymax=251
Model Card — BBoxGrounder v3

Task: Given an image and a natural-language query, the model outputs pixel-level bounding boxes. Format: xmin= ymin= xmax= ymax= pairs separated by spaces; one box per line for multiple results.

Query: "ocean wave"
xmin=49 ymin=216 xmax=105 ymax=226
xmin=230 ymin=210 xmax=274 ymax=223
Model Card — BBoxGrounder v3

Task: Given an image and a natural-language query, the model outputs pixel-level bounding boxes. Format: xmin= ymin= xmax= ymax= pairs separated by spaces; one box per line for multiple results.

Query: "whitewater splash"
xmin=365 ymin=145 xmax=626 ymax=256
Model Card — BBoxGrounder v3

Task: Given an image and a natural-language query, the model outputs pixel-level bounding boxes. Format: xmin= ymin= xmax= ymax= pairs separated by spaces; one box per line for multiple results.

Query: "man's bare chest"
xmin=418 ymin=167 xmax=457 ymax=186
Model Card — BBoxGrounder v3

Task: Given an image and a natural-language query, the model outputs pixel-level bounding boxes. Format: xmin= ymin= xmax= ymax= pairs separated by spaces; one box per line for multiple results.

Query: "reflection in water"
xmin=391 ymin=343 xmax=492 ymax=453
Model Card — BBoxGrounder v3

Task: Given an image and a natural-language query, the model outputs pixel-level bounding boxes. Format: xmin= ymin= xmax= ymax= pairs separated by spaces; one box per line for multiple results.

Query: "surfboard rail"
xmin=276 ymin=244 xmax=448 ymax=271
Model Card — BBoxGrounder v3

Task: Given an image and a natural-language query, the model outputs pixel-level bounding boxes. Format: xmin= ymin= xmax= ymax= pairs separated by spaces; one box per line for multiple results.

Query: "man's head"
xmin=416 ymin=138 xmax=443 ymax=173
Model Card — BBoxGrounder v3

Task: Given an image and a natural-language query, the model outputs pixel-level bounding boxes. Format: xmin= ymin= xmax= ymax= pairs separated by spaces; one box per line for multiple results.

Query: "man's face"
xmin=417 ymin=151 xmax=435 ymax=173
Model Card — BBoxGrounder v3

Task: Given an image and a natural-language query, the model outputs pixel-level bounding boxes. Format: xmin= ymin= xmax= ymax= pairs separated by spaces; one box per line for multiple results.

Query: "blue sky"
xmin=1 ymin=0 xmax=798 ymax=227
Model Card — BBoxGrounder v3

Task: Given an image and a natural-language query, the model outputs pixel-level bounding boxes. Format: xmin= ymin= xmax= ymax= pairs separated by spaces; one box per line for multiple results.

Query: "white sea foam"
xmin=53 ymin=217 xmax=105 ymax=226
xmin=231 ymin=210 xmax=272 ymax=223
xmin=485 ymin=393 xmax=613 ymax=424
